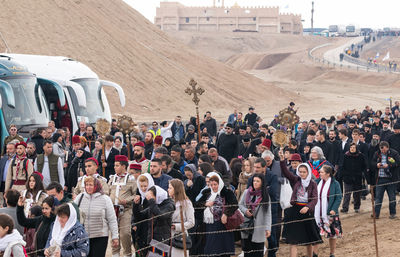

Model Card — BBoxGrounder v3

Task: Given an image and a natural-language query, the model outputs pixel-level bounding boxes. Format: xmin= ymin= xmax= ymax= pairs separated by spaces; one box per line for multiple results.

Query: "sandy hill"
xmin=0 ymin=0 xmax=295 ymax=121
xmin=166 ymin=31 xmax=400 ymax=119
xmin=360 ymin=36 xmax=400 ymax=63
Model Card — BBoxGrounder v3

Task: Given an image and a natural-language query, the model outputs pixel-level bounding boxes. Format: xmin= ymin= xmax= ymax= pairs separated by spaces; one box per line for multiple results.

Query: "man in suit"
xmin=0 ymin=142 xmax=16 ymax=206
xmin=337 ymin=128 xmax=351 ymax=192
xmin=97 ymin=134 xmax=119 ymax=179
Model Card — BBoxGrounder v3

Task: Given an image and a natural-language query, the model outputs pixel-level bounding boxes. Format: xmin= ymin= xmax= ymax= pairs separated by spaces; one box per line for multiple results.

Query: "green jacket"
xmin=315 ymin=177 xmax=342 ymax=214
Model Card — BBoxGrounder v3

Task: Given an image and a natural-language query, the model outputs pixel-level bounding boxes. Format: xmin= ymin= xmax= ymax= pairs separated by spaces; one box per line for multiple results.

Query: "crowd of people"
xmin=0 ymin=101 xmax=399 ymax=257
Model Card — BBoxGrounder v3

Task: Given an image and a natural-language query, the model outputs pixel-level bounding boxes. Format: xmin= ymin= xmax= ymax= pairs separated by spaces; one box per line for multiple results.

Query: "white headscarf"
xmin=296 ymin=163 xmax=312 ymax=188
xmin=50 ymin=203 xmax=77 ymax=247
xmin=155 ymin=186 xmax=168 ymax=204
xmin=0 ymin=229 xmax=25 ymax=251
xmin=203 ymin=172 xmax=224 ymax=224
xmin=137 ymin=173 xmax=155 ymax=203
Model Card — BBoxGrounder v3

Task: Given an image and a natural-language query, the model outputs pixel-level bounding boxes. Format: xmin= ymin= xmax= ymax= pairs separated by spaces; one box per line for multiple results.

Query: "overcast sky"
xmin=124 ymin=0 xmax=399 ymax=29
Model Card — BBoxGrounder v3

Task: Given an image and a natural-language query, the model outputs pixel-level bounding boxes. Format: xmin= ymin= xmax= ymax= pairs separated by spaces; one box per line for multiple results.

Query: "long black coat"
xmin=195 ymin=186 xmax=238 ymax=219
xmin=388 ymin=133 xmax=400 ymax=154
xmin=340 ymin=151 xmax=367 ymax=187
xmin=144 ymin=198 xmax=175 ymax=243
xmin=216 ymin=133 xmax=239 ymax=163
xmin=97 ymin=147 xmax=119 ymax=179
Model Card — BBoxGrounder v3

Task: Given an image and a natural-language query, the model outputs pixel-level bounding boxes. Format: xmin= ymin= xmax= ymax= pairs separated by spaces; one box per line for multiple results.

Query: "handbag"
xmin=225 ymin=209 xmax=244 ymax=230
xmin=146 ymin=216 xmax=171 ymax=257
xmin=171 ymin=232 xmax=192 ymax=249
xmin=280 ymin=178 xmax=293 ymax=210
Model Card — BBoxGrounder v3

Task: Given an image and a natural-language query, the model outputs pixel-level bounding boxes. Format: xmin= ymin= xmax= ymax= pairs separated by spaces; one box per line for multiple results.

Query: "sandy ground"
xmin=105 ymin=194 xmax=399 ymax=257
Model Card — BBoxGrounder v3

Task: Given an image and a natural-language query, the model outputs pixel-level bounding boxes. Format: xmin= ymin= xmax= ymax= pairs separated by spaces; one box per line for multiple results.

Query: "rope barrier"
xmin=23 ymin=179 xmax=399 ymax=255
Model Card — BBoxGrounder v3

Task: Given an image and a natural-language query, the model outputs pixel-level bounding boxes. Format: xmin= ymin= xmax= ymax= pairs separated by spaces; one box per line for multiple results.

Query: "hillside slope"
xmin=0 ymin=0 xmax=293 ymax=121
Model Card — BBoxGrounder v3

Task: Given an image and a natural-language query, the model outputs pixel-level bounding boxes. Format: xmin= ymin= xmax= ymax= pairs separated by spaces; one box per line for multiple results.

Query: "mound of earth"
xmin=0 ymin=0 xmax=295 ymax=121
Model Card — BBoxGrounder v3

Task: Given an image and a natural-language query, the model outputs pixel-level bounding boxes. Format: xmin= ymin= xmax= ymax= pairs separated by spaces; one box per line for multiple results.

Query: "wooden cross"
xmin=185 ymin=79 xmax=204 ymax=106
xmin=185 ymin=79 xmax=205 ymax=141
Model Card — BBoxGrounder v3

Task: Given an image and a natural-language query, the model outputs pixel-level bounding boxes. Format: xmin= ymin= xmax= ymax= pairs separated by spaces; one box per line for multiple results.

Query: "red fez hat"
xmin=33 ymin=171 xmax=44 ymax=181
xmin=134 ymin=141 xmax=145 ymax=148
xmin=290 ymin=153 xmax=302 ymax=162
xmin=72 ymin=135 xmax=81 ymax=145
xmin=15 ymin=141 xmax=27 ymax=148
xmin=129 ymin=163 xmax=142 ymax=170
xmin=85 ymin=157 xmax=99 ymax=166
xmin=154 ymin=136 xmax=163 ymax=145
xmin=262 ymin=139 xmax=271 ymax=149
xmin=115 ymin=155 xmax=129 ymax=162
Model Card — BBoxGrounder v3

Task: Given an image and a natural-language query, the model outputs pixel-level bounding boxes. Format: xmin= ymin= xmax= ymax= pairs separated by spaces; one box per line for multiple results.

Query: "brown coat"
xmin=107 ymin=173 xmax=136 ymax=208
xmin=235 ymin=172 xmax=253 ymax=201
xmin=5 ymin=157 xmax=34 ymax=192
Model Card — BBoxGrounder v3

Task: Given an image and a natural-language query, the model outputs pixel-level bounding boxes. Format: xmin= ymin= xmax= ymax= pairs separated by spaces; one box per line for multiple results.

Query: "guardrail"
xmin=308 ymin=39 xmax=399 ymax=74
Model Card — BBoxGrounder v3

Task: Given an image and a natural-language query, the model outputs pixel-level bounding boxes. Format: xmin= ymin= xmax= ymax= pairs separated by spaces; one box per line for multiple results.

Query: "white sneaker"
xmin=111 ymin=254 xmax=120 ymax=257
xmin=238 ymin=251 xmax=244 ymax=257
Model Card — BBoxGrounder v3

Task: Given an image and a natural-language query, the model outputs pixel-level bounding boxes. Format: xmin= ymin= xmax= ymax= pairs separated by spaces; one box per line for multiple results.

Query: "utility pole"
xmin=311 ymin=1 xmax=314 ymax=35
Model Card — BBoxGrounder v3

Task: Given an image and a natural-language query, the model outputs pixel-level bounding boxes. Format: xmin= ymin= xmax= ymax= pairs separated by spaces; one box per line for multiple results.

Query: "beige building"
xmin=155 ymin=2 xmax=302 ymax=34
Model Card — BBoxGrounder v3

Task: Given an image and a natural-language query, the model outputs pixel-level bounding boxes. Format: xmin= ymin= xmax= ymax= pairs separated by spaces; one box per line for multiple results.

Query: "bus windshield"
xmin=329 ymin=25 xmax=338 ymax=32
xmin=1 ymin=75 xmax=48 ymax=128
xmin=346 ymin=26 xmax=355 ymax=32
xmin=70 ymin=78 xmax=108 ymax=124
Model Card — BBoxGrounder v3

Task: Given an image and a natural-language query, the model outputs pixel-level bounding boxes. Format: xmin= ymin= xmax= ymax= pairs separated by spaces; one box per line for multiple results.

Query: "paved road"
xmin=323 ymin=36 xmax=364 ymax=67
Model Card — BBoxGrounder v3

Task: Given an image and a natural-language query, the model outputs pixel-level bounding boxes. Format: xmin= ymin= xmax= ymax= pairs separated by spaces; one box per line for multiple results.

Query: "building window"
xmin=186 ymin=17 xmax=189 ymax=23
xmin=253 ymin=17 xmax=256 ymax=21
xmin=207 ymin=17 xmax=210 ymax=21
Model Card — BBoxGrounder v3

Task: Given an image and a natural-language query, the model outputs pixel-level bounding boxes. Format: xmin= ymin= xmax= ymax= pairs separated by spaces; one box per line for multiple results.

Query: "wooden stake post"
xmin=179 ymin=206 xmax=188 ymax=257
xmin=370 ymin=185 xmax=379 ymax=257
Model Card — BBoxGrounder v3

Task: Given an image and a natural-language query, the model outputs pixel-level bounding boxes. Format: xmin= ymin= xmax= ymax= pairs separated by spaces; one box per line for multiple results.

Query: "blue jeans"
xmin=374 ymin=178 xmax=397 ymax=216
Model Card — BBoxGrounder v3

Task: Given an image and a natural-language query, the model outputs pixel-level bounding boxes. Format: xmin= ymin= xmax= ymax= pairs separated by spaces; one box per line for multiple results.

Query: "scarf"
xmin=315 ymin=177 xmax=331 ymax=227
xmin=203 ymin=172 xmax=224 ymax=224
xmin=155 ymin=186 xmax=168 ymax=204
xmin=245 ymin=187 xmax=262 ymax=212
xmin=15 ymin=154 xmax=27 ymax=178
xmin=0 ymin=229 xmax=25 ymax=251
xmin=296 ymin=163 xmax=312 ymax=188
xmin=137 ymin=173 xmax=155 ymax=203
xmin=50 ymin=203 xmax=77 ymax=247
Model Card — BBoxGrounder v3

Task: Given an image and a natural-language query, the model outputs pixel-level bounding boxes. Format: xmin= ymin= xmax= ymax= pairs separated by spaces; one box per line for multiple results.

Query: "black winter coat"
xmin=216 ymin=133 xmax=239 ymax=163
xmin=65 ymin=150 xmax=92 ymax=192
xmin=16 ymin=205 xmax=56 ymax=257
xmin=144 ymin=198 xmax=175 ymax=243
xmin=195 ymin=187 xmax=238 ymax=219
xmin=30 ymin=135 xmax=45 ymax=154
xmin=340 ymin=151 xmax=367 ymax=186
xmin=185 ymin=175 xmax=206 ymax=204
xmin=388 ymin=133 xmax=400 ymax=154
